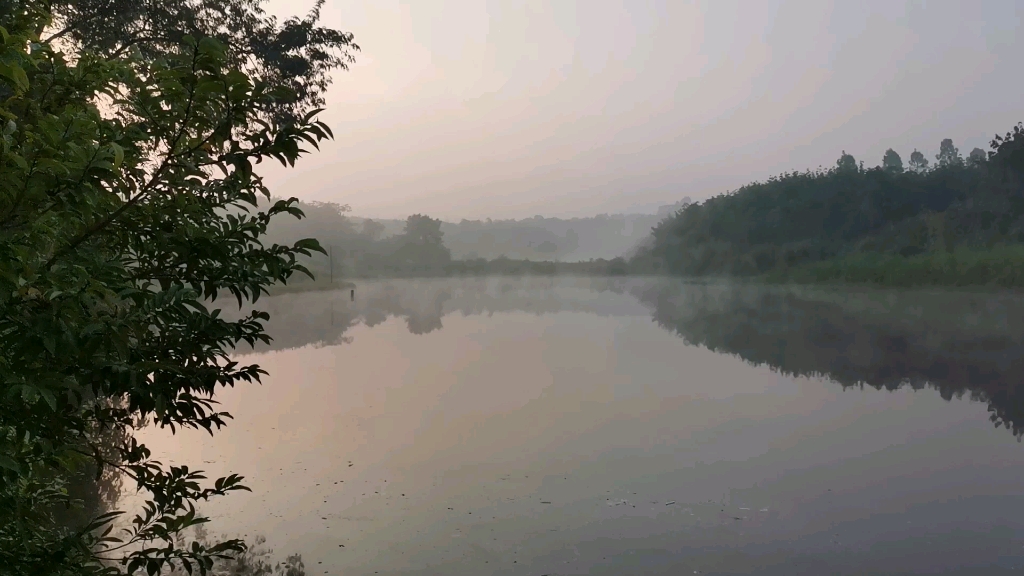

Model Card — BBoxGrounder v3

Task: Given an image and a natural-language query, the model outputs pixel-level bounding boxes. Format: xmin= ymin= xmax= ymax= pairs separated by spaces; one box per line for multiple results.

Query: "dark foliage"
xmin=637 ymin=128 xmax=1024 ymax=285
xmin=1 ymin=1 xmax=354 ymax=573
xmin=46 ymin=0 xmax=358 ymax=123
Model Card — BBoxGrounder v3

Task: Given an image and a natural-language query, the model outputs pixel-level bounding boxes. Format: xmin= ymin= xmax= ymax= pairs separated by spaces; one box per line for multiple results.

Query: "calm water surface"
xmin=140 ymin=277 xmax=1024 ymax=575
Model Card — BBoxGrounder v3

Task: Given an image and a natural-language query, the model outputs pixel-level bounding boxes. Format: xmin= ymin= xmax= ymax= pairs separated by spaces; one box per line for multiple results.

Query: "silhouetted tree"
xmin=936 ymin=138 xmax=962 ymax=167
xmin=837 ymin=150 xmax=858 ymax=172
xmin=967 ymin=147 xmax=987 ymax=168
xmin=403 ymin=214 xmax=446 ymax=247
xmin=909 ymin=149 xmax=930 ymax=173
xmin=990 ymin=122 xmax=1024 ymax=173
xmin=46 ymin=0 xmax=359 ymax=124
xmin=882 ymin=148 xmax=904 ymax=173
xmin=393 ymin=214 xmax=451 ymax=268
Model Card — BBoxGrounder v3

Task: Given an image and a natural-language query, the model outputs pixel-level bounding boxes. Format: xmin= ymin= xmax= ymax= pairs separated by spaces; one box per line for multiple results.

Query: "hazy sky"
xmin=262 ymin=0 xmax=1023 ymax=220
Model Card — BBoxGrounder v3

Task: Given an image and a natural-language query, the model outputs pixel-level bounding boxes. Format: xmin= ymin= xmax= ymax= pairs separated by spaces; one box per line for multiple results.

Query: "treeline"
xmin=433 ymin=205 xmax=685 ymax=262
xmin=263 ymin=200 xmax=637 ymax=281
xmin=262 ymin=203 xmax=451 ymax=278
xmin=262 ymin=198 xmax=690 ymax=271
xmin=633 ymin=124 xmax=1024 ymax=286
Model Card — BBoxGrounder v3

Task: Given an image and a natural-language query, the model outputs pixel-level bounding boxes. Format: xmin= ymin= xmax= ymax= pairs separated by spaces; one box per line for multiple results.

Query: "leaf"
xmin=197 ymin=37 xmax=226 ymax=60
xmin=0 ymin=454 xmax=19 ymax=472
xmin=0 ymin=61 xmax=29 ymax=92
xmin=302 ymin=107 xmax=325 ymax=123
xmin=110 ymin=142 xmax=124 ymax=169
xmin=43 ymin=335 xmax=56 ymax=355
xmin=39 ymin=387 xmax=56 ymax=411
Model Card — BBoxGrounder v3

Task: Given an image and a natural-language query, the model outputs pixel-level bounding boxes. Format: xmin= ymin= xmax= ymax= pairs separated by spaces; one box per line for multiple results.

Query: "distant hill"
xmin=256 ymin=196 xmax=693 ymax=282
xmin=347 ymin=198 xmax=691 ymax=262
xmin=634 ymin=127 xmax=1024 ymax=287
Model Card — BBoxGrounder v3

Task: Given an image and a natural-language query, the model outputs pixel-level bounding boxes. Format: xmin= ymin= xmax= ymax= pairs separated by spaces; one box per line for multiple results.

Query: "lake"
xmin=138 ymin=277 xmax=1024 ymax=575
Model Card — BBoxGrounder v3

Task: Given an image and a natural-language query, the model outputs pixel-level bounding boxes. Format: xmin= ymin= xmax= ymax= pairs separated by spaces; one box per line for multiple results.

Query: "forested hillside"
xmin=633 ymin=126 xmax=1024 ymax=286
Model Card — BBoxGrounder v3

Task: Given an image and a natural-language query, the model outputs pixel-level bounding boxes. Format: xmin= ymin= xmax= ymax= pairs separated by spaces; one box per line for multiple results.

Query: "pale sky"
xmin=262 ymin=0 xmax=1023 ymax=220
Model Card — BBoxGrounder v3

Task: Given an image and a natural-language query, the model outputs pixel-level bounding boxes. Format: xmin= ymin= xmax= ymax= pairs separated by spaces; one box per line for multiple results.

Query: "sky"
xmin=262 ymin=0 xmax=1023 ymax=220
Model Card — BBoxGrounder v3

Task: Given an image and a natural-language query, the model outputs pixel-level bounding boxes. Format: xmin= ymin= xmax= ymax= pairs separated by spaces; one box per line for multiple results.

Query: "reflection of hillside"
xmin=227 ymin=277 xmax=648 ymax=354
xmin=633 ymin=281 xmax=1024 ymax=438
xmin=228 ymin=278 xmax=1024 ymax=437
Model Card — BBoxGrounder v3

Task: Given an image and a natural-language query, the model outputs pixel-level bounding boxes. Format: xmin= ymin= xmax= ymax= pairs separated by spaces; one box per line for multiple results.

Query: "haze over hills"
xmin=351 ymin=198 xmax=691 ymax=262
xmin=264 ymin=197 xmax=692 ymax=264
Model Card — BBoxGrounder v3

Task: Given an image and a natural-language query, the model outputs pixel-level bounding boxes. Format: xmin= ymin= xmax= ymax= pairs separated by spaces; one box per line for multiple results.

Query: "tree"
xmin=936 ymin=138 xmax=962 ymax=167
xmin=967 ymin=147 xmax=987 ymax=168
xmin=564 ymin=228 xmax=579 ymax=251
xmin=990 ymin=123 xmax=1024 ymax=173
xmin=536 ymin=240 xmax=559 ymax=254
xmin=882 ymin=148 xmax=904 ymax=173
xmin=836 ymin=150 xmax=857 ymax=172
xmin=45 ymin=0 xmax=358 ymax=124
xmin=361 ymin=219 xmax=386 ymax=241
xmin=403 ymin=214 xmax=445 ymax=246
xmin=1 ymin=2 xmax=354 ymax=573
xmin=909 ymin=149 xmax=929 ymax=173
xmin=393 ymin=214 xmax=451 ymax=267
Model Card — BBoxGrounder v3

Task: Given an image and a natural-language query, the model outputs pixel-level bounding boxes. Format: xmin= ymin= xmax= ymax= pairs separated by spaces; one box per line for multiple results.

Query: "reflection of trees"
xmin=228 ymin=277 xmax=1024 ymax=437
xmin=405 ymin=291 xmax=450 ymax=335
xmin=226 ymin=277 xmax=642 ymax=355
xmin=633 ymin=280 xmax=1024 ymax=438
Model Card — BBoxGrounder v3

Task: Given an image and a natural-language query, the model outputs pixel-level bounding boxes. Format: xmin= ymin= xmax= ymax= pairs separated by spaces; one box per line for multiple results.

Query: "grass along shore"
xmin=265 ymin=246 xmax=1024 ymax=296
xmin=764 ymin=245 xmax=1024 ymax=288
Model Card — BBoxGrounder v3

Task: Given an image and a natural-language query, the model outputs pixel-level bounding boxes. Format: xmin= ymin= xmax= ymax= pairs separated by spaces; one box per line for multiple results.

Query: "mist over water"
xmin=141 ymin=278 xmax=1024 ymax=575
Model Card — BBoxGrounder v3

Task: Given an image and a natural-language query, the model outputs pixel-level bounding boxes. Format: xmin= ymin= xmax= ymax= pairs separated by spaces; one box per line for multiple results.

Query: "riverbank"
xmin=273 ymin=257 xmax=628 ymax=294
xmin=763 ymin=246 xmax=1024 ymax=288
xmin=269 ymin=272 xmax=606 ymax=296
xmin=268 ymin=279 xmax=357 ymax=295
xmin=268 ymin=245 xmax=1024 ymax=297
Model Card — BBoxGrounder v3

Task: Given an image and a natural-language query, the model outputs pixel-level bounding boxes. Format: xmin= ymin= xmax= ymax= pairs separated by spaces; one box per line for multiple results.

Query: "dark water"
xmin=140 ymin=277 xmax=1024 ymax=575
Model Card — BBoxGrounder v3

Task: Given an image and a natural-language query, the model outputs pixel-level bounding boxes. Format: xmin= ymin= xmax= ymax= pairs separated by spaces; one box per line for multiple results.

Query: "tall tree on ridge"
xmin=882 ymin=148 xmax=904 ymax=173
xmin=909 ymin=148 xmax=930 ymax=173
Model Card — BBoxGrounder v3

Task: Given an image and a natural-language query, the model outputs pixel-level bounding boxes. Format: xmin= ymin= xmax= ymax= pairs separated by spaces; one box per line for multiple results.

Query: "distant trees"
xmin=564 ymin=228 xmax=580 ymax=252
xmin=403 ymin=214 xmax=446 ymax=247
xmin=394 ymin=214 xmax=451 ymax=267
xmin=362 ymin=218 xmax=386 ymax=240
xmin=909 ymin=149 xmax=930 ymax=173
xmin=634 ymin=122 xmax=1024 ymax=281
xmin=968 ymin=147 xmax=988 ymax=168
xmin=837 ymin=150 xmax=858 ymax=172
xmin=882 ymin=149 xmax=904 ymax=173
xmin=537 ymin=240 xmax=559 ymax=254
xmin=936 ymin=138 xmax=963 ymax=167
xmin=990 ymin=122 xmax=1024 ymax=173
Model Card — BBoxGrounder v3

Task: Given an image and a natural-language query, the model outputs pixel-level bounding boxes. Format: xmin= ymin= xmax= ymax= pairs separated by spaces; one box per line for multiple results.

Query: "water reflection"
xmin=633 ymin=281 xmax=1024 ymax=439
xmin=237 ymin=278 xmax=1024 ymax=439
xmin=232 ymin=277 xmax=642 ymax=353
xmin=152 ymin=277 xmax=1024 ymax=575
